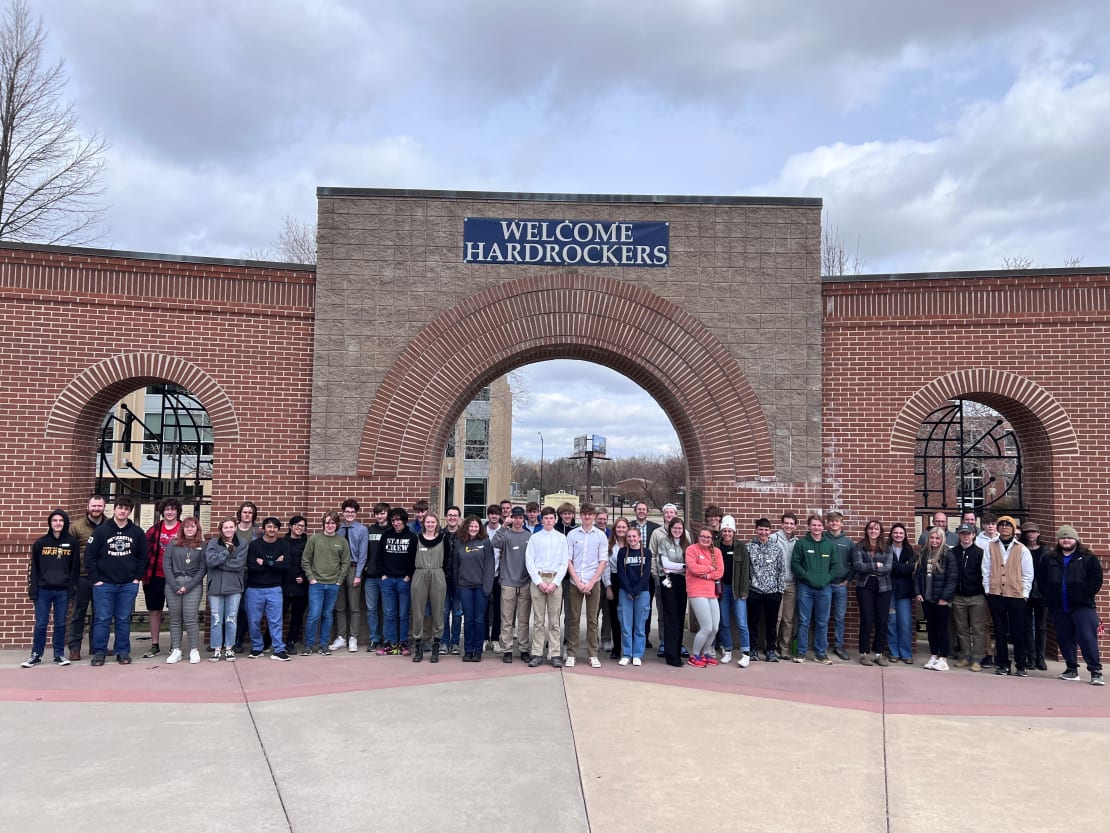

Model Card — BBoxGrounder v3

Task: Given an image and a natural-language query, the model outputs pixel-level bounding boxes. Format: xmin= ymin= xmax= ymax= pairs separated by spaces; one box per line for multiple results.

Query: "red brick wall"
xmin=823 ymin=269 xmax=1110 ymax=645
xmin=0 ymin=245 xmax=316 ymax=646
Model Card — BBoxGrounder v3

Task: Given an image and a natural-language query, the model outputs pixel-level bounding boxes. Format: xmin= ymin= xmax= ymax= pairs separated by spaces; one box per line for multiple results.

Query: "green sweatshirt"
xmin=302 ymin=532 xmax=351 ymax=584
xmin=791 ymin=533 xmax=836 ymax=589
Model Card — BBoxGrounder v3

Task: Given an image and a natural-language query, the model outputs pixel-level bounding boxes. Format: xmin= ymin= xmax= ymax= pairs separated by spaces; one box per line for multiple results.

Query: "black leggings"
xmin=923 ymin=601 xmax=951 ymax=657
xmin=659 ymin=574 xmax=687 ymax=665
xmin=747 ymin=590 xmax=781 ymax=653
xmin=856 ymin=580 xmax=891 ymax=655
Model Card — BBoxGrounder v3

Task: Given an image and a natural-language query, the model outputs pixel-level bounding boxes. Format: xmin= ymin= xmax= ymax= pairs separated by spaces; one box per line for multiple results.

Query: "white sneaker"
xmin=165 ymin=649 xmax=183 ymax=664
xmin=934 ymin=657 xmax=949 ymax=672
xmin=189 ymin=649 xmax=201 ymax=664
xmin=328 ymin=637 xmax=345 ymax=651
xmin=632 ymin=657 xmax=642 ymax=667
xmin=618 ymin=657 xmax=630 ymax=666
xmin=348 ymin=637 xmax=358 ymax=653
xmin=564 ymin=656 xmax=576 ymax=668
xmin=589 ymin=656 xmax=601 ymax=668
xmin=721 ymin=651 xmax=733 ymax=664
xmin=924 ymin=655 xmax=938 ymax=670
xmin=738 ymin=653 xmax=751 ymax=668
xmin=492 ymin=641 xmax=504 ymax=654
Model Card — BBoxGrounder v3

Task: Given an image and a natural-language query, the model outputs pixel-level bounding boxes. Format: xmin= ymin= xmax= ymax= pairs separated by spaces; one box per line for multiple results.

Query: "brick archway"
xmin=889 ymin=369 xmax=1078 ymax=457
xmin=356 ymin=273 xmax=775 ymax=498
xmin=45 ymin=352 xmax=240 ymax=444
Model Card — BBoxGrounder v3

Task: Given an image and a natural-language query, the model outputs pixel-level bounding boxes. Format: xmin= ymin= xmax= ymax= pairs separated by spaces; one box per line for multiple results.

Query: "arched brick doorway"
xmin=45 ymin=352 xmax=240 ymax=510
xmin=356 ymin=273 xmax=775 ymax=514
xmin=891 ymin=368 xmax=1078 ymax=529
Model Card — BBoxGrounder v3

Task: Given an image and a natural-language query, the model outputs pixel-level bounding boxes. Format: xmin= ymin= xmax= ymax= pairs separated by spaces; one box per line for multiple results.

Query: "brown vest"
xmin=988 ymin=540 xmax=1025 ymax=598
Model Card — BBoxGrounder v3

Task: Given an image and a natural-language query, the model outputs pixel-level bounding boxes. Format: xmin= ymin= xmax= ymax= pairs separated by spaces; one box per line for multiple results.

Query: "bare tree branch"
xmin=0 ymin=0 xmax=107 ymax=244
xmin=1001 ymin=255 xmax=1035 ymax=269
xmin=821 ymin=211 xmax=864 ymax=276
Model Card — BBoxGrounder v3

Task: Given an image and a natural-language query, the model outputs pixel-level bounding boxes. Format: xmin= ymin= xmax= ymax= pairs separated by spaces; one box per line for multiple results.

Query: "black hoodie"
xmin=29 ymin=509 xmax=79 ymax=598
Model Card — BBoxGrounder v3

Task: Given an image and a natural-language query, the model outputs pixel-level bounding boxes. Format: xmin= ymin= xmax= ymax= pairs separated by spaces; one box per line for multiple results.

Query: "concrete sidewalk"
xmin=1 ymin=647 xmax=1107 ymax=833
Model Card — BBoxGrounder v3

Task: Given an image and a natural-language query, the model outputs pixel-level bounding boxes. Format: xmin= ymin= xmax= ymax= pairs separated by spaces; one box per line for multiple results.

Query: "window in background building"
xmin=463 ymin=477 xmax=487 ymax=518
xmin=465 ymin=417 xmax=489 ymax=460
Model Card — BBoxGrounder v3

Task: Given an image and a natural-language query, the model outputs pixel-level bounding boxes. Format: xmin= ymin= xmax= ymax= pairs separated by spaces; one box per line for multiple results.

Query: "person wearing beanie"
xmin=716 ymin=515 xmax=752 ymax=666
xmin=1042 ymin=526 xmax=1103 ymax=685
xmin=981 ymin=516 xmax=1033 ymax=676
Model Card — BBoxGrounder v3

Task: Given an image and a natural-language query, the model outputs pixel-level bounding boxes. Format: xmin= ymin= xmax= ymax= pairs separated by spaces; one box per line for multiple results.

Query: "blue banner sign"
xmin=464 ymin=218 xmax=669 ymax=267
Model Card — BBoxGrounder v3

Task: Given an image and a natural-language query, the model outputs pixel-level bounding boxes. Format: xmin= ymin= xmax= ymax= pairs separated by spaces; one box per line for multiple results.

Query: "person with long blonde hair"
xmin=914 ymin=527 xmax=957 ymax=671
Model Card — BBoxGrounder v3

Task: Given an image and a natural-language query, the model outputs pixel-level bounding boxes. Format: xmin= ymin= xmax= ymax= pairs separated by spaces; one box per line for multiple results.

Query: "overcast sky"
xmin=36 ymin=1 xmax=1110 ymax=458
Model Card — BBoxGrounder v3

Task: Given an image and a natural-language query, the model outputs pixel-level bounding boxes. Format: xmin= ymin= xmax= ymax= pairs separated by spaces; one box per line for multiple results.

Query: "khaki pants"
xmin=333 ymin=562 xmax=362 ymax=640
xmin=566 ymin=584 xmax=602 ymax=659
xmin=500 ymin=584 xmax=532 ymax=653
xmin=952 ymin=593 xmax=988 ymax=660
xmin=777 ymin=582 xmax=797 ymax=655
xmin=530 ymin=583 xmax=563 ymax=660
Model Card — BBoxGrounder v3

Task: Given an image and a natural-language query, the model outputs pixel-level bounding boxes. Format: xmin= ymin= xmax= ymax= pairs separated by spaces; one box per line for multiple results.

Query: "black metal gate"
xmin=914 ymin=398 xmax=1024 ymax=514
xmin=96 ymin=385 xmax=212 ymax=515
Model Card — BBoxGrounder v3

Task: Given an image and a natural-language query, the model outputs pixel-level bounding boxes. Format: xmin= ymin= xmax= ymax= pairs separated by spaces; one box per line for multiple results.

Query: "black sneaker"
xmin=980 ymin=655 xmax=995 ymax=668
xmin=502 ymin=652 xmax=512 ymax=663
xmin=300 ymin=647 xmax=313 ymax=657
xmin=90 ymin=654 xmax=106 ymax=666
xmin=1058 ymin=668 xmax=1080 ymax=681
xmin=994 ymin=666 xmax=1011 ymax=676
xmin=21 ymin=653 xmax=42 ymax=668
xmin=142 ymin=644 xmax=161 ymax=658
xmin=232 ymin=645 xmax=244 ymax=654
xmin=319 ymin=646 xmax=332 ymax=656
xmin=271 ymin=650 xmax=291 ymax=662
xmin=249 ymin=649 xmax=264 ymax=659
xmin=117 ymin=654 xmax=132 ymax=665
xmin=1016 ymin=668 xmax=1028 ymax=677
xmin=834 ymin=647 xmax=850 ymax=661
xmin=1092 ymin=672 xmax=1105 ymax=687
xmin=366 ymin=641 xmax=381 ymax=653
xmin=53 ymin=655 xmax=70 ymax=666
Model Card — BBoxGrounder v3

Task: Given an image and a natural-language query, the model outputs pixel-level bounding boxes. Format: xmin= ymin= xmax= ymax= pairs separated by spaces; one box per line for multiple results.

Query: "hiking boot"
xmin=413 ymin=643 xmax=424 ymax=663
xmin=430 ymin=641 xmax=441 ymax=663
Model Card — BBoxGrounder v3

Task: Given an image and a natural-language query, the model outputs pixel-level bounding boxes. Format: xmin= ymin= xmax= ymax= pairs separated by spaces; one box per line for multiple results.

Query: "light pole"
xmin=537 ymin=431 xmax=544 ymax=498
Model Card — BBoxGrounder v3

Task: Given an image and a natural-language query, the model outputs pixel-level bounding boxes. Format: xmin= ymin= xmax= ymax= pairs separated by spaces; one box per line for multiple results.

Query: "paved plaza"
xmin=1 ymin=644 xmax=1107 ymax=833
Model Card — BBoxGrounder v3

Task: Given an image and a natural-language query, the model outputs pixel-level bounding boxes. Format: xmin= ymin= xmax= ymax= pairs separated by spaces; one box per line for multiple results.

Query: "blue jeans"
xmin=830 ymin=582 xmax=848 ymax=650
xmin=887 ymin=596 xmax=914 ymax=660
xmin=209 ymin=592 xmax=242 ymax=649
xmin=718 ymin=584 xmax=750 ymax=652
xmin=363 ymin=577 xmax=382 ymax=644
xmin=459 ymin=586 xmax=488 ymax=654
xmin=33 ymin=588 xmax=69 ymax=657
xmin=92 ymin=582 xmax=139 ymax=656
xmin=245 ymin=586 xmax=285 ymax=653
xmin=618 ymin=589 xmax=650 ymax=659
xmin=796 ymin=583 xmax=832 ymax=657
xmin=380 ymin=577 xmax=411 ymax=645
xmin=443 ymin=585 xmax=463 ymax=647
xmin=305 ymin=583 xmax=340 ymax=648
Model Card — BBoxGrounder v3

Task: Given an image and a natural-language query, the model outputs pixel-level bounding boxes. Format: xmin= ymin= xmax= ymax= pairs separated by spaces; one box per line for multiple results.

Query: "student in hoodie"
xmin=163 ymin=515 xmax=206 ymax=665
xmin=363 ymin=502 xmax=390 ymax=653
xmin=246 ymin=517 xmax=291 ymax=661
xmin=1021 ymin=522 xmax=1049 ymax=671
xmin=142 ymin=498 xmax=182 ymax=659
xmin=86 ymin=496 xmax=148 ymax=666
xmin=23 ymin=509 xmax=79 ymax=667
xmin=615 ymin=526 xmax=651 ymax=665
xmin=410 ymin=512 xmax=450 ymax=663
xmin=283 ymin=516 xmax=309 ymax=654
xmin=790 ymin=513 xmax=836 ymax=665
xmin=68 ymin=494 xmax=106 ymax=661
xmin=232 ymin=501 xmax=261 ymax=653
xmin=375 ymin=507 xmax=418 ymax=656
xmin=454 ymin=515 xmax=496 ymax=662
xmin=205 ymin=518 xmax=248 ymax=662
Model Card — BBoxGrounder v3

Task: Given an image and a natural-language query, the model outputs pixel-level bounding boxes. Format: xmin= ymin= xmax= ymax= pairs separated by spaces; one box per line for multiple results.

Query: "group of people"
xmin=21 ymin=495 xmax=1104 ymax=687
